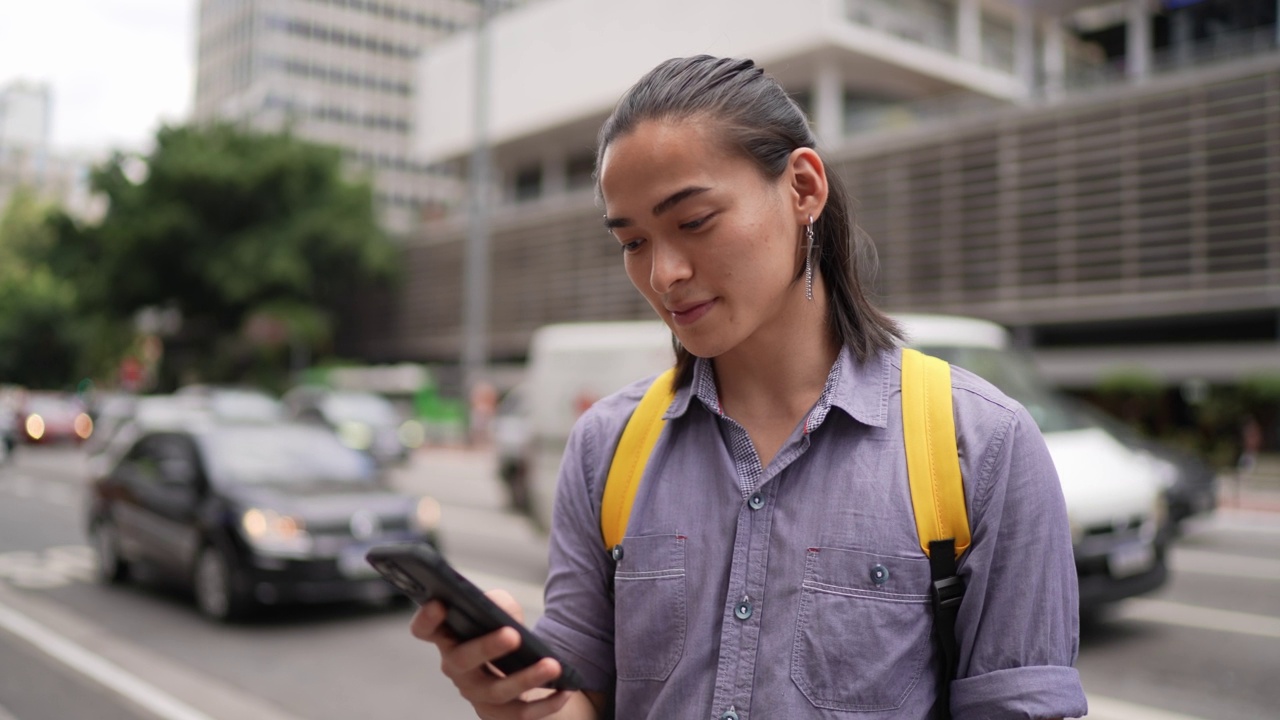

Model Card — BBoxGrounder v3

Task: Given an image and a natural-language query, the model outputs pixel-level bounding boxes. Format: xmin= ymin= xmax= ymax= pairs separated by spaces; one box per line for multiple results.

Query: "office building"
xmin=193 ymin=0 xmax=508 ymax=233
xmin=0 ymin=80 xmax=99 ymax=220
xmin=347 ymin=0 xmax=1279 ymax=392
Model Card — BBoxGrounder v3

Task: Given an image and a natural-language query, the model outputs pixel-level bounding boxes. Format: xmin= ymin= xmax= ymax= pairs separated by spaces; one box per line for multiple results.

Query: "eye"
xmin=619 ymin=238 xmax=645 ymax=254
xmin=679 ymin=213 xmax=716 ymax=231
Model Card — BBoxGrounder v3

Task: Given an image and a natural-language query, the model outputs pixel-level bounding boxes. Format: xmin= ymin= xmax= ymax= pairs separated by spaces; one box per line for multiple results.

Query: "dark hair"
xmin=597 ymin=55 xmax=901 ymax=388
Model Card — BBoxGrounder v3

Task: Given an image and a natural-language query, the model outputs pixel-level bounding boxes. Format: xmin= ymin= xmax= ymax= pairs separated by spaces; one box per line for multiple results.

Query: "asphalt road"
xmin=0 ymin=444 xmax=1277 ymax=720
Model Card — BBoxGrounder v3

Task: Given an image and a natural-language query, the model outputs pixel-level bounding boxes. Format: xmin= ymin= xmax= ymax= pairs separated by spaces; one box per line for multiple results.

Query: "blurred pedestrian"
xmin=411 ymin=55 xmax=1085 ymax=720
xmin=1235 ymin=414 xmax=1263 ymax=502
xmin=469 ymin=380 xmax=499 ymax=448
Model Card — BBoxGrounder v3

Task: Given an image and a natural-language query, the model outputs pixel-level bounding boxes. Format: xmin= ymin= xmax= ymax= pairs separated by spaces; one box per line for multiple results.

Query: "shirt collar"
xmin=663 ymin=345 xmax=891 ymax=429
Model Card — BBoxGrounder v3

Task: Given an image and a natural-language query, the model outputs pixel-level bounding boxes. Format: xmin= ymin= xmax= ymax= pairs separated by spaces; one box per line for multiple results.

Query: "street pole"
xmin=462 ymin=0 xmax=493 ymax=395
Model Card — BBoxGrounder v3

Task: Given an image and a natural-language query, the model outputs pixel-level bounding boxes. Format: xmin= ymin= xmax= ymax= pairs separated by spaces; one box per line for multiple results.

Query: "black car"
xmin=86 ymin=420 xmax=442 ymax=621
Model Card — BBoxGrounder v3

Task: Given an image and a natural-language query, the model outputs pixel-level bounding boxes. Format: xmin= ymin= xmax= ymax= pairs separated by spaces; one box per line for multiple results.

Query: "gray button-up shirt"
xmin=534 ymin=346 xmax=1088 ymax=719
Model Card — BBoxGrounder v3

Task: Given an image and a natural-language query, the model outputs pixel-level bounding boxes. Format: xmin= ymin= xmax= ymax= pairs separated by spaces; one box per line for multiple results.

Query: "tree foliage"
xmin=0 ymin=188 xmax=81 ymax=388
xmin=51 ymin=122 xmax=399 ymax=386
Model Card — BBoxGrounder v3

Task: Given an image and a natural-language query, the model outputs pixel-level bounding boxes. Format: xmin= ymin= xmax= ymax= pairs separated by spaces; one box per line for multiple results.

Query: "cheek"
xmin=623 ymin=253 xmax=657 ymax=298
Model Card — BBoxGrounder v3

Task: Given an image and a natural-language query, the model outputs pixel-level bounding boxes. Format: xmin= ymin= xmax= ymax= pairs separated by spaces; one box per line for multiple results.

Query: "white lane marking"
xmin=0 ymin=701 xmax=18 ymax=720
xmin=1085 ymin=694 xmax=1211 ymax=720
xmin=0 ymin=546 xmax=95 ymax=589
xmin=1170 ymin=547 xmax=1280 ymax=582
xmin=0 ymin=601 xmax=215 ymax=720
xmin=1117 ymin=598 xmax=1280 ymax=640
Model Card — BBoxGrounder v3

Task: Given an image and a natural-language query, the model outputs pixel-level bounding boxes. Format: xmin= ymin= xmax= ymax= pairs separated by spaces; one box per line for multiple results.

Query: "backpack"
xmin=599 ymin=348 xmax=969 ymax=719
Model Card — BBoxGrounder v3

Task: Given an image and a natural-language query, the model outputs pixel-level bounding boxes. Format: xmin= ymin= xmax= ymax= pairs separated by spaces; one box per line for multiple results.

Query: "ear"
xmin=785 ymin=147 xmax=829 ymax=224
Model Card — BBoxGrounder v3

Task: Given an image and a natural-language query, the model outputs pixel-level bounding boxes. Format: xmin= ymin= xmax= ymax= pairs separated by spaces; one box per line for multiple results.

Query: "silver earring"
xmin=805 ymin=216 xmax=815 ymax=302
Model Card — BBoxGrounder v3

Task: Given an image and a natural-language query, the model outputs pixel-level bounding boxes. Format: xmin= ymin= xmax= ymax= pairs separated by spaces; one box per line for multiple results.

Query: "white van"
xmin=515 ymin=315 xmax=1169 ymax=608
xmin=517 ymin=322 xmax=675 ymax=528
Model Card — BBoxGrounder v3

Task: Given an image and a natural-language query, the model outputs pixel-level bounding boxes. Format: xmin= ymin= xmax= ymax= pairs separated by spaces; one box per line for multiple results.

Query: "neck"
xmin=713 ymin=277 xmax=840 ymax=421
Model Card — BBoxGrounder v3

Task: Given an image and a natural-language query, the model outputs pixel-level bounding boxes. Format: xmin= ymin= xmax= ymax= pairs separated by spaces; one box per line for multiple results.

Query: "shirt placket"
xmin=695 ymin=357 xmax=836 ymax=720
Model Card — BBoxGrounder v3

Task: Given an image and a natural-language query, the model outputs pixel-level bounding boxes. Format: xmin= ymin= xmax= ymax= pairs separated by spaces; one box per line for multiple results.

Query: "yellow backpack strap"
xmin=601 ymin=369 xmax=677 ymax=552
xmin=902 ymin=348 xmax=969 ymax=712
xmin=901 ymin=348 xmax=970 ymax=560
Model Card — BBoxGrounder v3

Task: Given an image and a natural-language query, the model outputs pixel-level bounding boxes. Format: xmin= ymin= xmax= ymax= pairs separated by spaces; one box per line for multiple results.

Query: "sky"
xmin=0 ymin=0 xmax=195 ymax=156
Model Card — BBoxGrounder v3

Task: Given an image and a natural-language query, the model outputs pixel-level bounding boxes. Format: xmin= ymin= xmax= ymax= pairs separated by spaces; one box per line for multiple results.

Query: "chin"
xmin=671 ymin=331 xmax=730 ymax=360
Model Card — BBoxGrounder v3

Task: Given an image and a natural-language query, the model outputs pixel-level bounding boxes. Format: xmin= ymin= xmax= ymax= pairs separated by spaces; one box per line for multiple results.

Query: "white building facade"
xmin=0 ymin=80 xmax=101 ymax=221
xmin=414 ymin=0 xmax=1107 ymax=199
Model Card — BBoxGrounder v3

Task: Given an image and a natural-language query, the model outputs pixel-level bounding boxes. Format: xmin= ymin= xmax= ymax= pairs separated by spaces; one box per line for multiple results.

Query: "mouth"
xmin=666 ymin=299 xmax=716 ymax=326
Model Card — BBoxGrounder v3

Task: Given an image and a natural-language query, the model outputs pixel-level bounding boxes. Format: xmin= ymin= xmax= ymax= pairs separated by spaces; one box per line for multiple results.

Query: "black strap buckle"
xmin=932 ymin=575 xmax=964 ymax=612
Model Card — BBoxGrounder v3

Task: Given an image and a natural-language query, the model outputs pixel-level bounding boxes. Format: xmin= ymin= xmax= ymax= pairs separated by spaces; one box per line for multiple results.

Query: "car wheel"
xmin=193 ymin=545 xmax=250 ymax=622
xmin=91 ymin=519 xmax=129 ymax=584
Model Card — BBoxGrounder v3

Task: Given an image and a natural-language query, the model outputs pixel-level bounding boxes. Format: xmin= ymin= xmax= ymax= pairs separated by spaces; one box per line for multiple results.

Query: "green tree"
xmin=0 ymin=187 xmax=81 ymax=388
xmin=51 ymin=123 xmax=399 ymax=388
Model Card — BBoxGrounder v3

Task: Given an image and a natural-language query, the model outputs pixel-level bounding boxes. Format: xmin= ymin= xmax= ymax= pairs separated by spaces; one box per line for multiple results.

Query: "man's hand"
xmin=410 ymin=589 xmax=599 ymax=720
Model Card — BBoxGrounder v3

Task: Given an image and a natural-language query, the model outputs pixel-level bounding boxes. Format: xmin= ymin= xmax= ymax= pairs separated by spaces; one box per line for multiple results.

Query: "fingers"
xmin=444 ymin=629 xmax=567 ymax=707
xmin=410 ymin=595 xmax=568 ymax=717
xmin=476 ymin=685 xmax=573 ymax=720
xmin=471 ymin=660 xmax=572 ymax=718
xmin=409 ymin=601 xmax=456 ymax=649
xmin=486 ymin=589 xmax=524 ymax=624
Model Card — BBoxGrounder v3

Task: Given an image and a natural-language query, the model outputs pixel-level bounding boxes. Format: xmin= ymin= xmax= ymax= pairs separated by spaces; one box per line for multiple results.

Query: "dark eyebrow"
xmin=603 ymin=186 xmax=711 ymax=230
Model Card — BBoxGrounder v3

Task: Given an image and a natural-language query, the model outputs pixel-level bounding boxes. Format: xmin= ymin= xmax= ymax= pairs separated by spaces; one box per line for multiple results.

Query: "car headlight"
xmin=398 ymin=420 xmax=426 ymax=449
xmin=411 ymin=496 xmax=441 ymax=533
xmin=25 ymin=414 xmax=45 ymax=440
xmin=241 ymin=508 xmax=313 ymax=557
xmin=337 ymin=421 xmax=374 ymax=450
xmin=74 ymin=413 xmax=94 ymax=440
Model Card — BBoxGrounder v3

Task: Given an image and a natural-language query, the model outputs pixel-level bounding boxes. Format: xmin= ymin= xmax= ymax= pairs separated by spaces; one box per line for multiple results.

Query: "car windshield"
xmin=912 ymin=345 xmax=1089 ymax=434
xmin=27 ymin=396 xmax=81 ymax=420
xmin=209 ymin=391 xmax=284 ymax=421
xmin=321 ymin=393 xmax=398 ymax=426
xmin=201 ymin=425 xmax=377 ymax=486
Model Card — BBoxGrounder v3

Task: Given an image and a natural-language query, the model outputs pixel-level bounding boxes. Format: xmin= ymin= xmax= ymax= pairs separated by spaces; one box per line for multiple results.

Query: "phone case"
xmin=365 ymin=543 xmax=584 ymax=692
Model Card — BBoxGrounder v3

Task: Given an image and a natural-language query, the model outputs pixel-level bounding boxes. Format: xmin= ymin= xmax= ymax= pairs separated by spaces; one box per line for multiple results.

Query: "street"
xmin=1 ymin=445 xmax=1277 ymax=720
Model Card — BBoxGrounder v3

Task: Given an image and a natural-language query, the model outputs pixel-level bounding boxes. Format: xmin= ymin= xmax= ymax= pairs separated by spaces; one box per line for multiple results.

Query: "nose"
xmin=649 ymin=239 xmax=691 ymax=294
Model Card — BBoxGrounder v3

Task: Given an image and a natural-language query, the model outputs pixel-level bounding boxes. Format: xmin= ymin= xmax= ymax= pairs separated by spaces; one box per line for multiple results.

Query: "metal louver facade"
xmin=350 ymin=53 xmax=1280 ymax=362
xmin=850 ymin=54 xmax=1280 ymax=328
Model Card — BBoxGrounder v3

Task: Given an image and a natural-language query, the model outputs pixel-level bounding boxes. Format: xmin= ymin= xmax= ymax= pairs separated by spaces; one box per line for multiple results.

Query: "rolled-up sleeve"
xmin=533 ymin=411 xmax=618 ymax=693
xmin=950 ymin=402 xmax=1089 ymax=720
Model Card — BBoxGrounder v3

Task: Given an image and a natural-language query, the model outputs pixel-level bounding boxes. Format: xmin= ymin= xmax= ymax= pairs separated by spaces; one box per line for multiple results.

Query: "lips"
xmin=667 ymin=299 xmax=715 ymax=326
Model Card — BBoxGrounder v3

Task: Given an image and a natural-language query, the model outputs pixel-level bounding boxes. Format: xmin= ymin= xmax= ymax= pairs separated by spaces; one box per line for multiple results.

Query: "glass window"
xmin=512 ymin=164 xmax=542 ymax=202
xmin=201 ymin=426 xmax=376 ymax=487
xmin=566 ymin=152 xmax=596 ymax=190
xmin=913 ymin=345 xmax=1089 ymax=434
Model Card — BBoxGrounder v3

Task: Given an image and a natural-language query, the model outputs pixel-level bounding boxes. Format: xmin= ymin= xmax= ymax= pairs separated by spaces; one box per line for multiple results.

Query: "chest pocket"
xmin=612 ymin=533 xmax=687 ymax=681
xmin=791 ymin=546 xmax=934 ymax=712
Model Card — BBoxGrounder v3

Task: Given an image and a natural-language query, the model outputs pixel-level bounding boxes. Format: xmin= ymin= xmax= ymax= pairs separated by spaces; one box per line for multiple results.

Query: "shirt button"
xmin=871 ymin=563 xmax=889 ymax=585
xmin=719 ymin=710 xmax=740 ymax=720
xmin=748 ymin=493 xmax=765 ymax=510
xmin=610 ymin=544 xmax=624 ymax=562
xmin=734 ymin=597 xmax=753 ymax=621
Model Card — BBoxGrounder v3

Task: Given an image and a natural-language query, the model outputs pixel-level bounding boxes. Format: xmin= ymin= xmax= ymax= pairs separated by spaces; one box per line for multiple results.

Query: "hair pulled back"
xmin=597 ymin=55 xmax=901 ymax=386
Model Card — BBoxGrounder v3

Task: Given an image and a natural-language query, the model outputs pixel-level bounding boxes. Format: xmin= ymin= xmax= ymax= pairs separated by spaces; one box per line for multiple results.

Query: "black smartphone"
xmin=365 ymin=543 xmax=583 ymax=692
